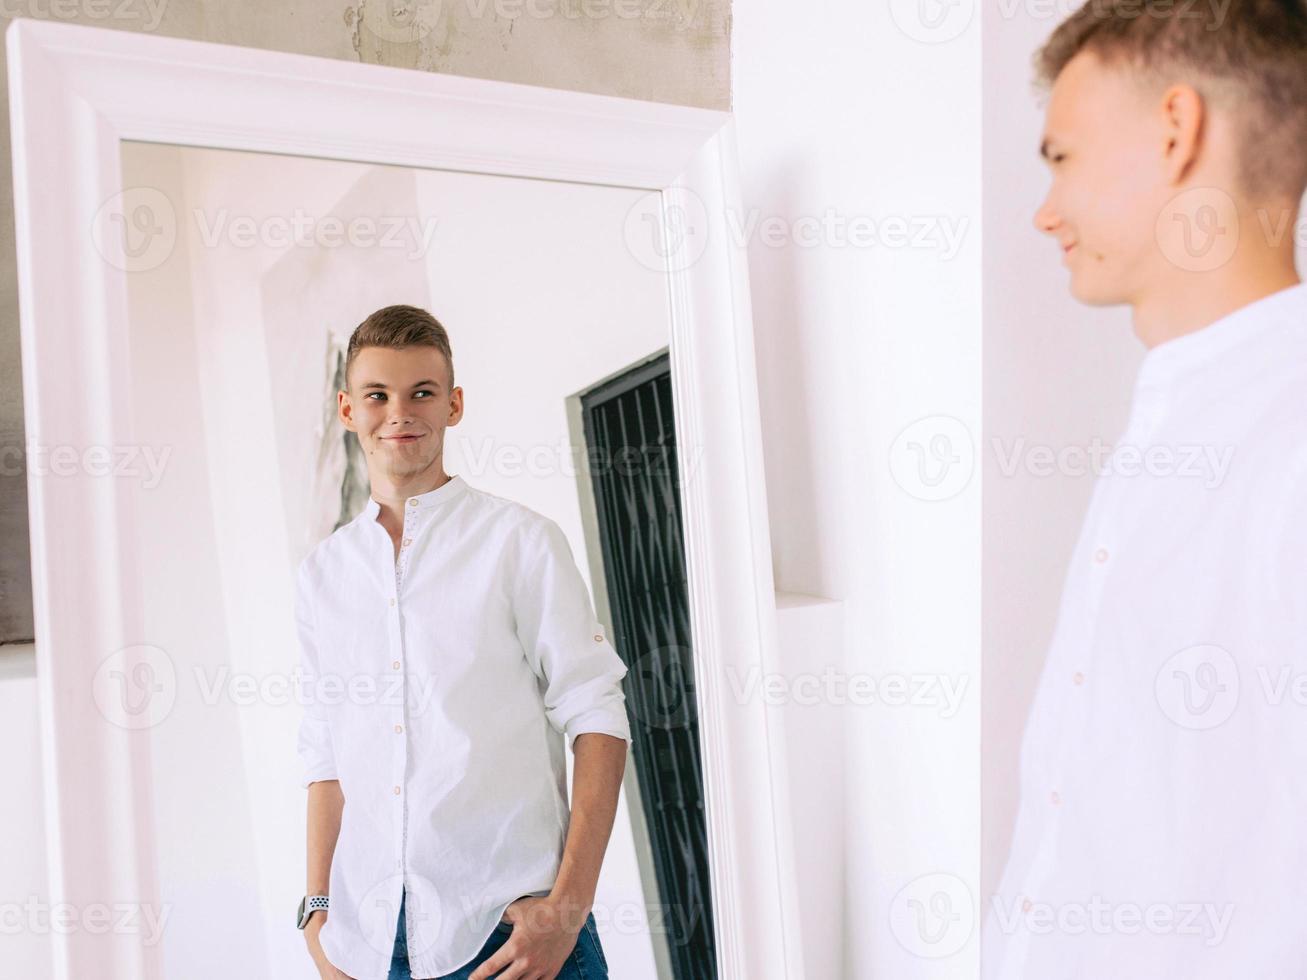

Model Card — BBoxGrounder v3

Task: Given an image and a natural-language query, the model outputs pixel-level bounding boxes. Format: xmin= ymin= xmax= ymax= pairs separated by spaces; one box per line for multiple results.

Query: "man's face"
xmin=1034 ymin=51 xmax=1169 ymax=306
xmin=340 ymin=345 xmax=462 ymax=484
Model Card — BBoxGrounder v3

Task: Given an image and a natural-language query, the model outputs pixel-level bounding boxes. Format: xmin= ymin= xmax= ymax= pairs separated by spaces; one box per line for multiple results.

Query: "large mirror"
xmin=9 ymin=17 xmax=802 ymax=980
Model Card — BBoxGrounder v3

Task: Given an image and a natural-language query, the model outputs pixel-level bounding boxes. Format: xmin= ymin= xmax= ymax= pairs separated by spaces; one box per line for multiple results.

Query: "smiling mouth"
xmin=384 ymin=434 xmax=421 ymax=442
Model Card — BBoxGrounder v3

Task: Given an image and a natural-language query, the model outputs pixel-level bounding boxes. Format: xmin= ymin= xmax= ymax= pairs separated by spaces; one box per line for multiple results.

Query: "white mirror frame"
xmin=7 ymin=18 xmax=804 ymax=980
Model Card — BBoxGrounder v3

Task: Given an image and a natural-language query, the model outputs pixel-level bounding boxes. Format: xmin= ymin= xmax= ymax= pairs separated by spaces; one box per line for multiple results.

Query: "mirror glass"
xmin=115 ymin=140 xmax=713 ymax=979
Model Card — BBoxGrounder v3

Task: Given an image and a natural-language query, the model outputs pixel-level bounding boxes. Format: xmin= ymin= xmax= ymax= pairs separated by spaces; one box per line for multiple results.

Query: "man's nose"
xmin=1033 ymin=196 xmax=1061 ymax=235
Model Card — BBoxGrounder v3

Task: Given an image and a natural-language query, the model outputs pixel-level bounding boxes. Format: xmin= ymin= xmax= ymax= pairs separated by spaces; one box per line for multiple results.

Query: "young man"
xmin=293 ymin=305 xmax=630 ymax=980
xmin=986 ymin=2 xmax=1307 ymax=977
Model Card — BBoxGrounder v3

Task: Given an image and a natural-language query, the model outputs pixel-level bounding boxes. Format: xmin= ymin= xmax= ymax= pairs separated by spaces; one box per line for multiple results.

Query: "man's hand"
xmin=304 ymin=912 xmax=354 ymax=980
xmin=469 ymin=895 xmax=587 ymax=980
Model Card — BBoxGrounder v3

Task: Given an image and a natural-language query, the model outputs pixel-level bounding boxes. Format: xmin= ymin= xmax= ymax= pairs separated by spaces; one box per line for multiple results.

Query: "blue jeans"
xmin=388 ymin=888 xmax=609 ymax=979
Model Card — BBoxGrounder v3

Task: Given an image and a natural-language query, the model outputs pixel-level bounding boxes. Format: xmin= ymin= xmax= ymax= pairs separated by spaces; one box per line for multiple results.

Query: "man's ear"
xmin=337 ymin=390 xmax=355 ymax=430
xmin=1159 ymin=82 xmax=1206 ymax=187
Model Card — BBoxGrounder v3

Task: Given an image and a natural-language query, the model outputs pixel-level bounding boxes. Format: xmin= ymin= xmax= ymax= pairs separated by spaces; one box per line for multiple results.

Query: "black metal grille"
xmin=581 ymin=353 xmax=716 ymax=979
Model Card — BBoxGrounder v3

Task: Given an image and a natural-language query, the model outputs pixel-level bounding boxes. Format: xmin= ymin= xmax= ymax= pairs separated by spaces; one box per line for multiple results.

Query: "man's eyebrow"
xmin=359 ymin=379 xmax=441 ymax=390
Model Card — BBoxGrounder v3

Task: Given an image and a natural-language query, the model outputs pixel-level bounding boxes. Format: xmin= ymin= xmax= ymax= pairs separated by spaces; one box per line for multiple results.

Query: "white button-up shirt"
xmin=294 ymin=474 xmax=632 ymax=980
xmin=984 ymin=283 xmax=1307 ymax=978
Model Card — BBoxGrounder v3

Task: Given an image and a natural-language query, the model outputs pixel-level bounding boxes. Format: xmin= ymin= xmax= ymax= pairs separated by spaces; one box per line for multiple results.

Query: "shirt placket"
xmin=390 ymin=497 xmax=424 ymax=883
xmin=1013 ymin=394 xmax=1168 ymax=956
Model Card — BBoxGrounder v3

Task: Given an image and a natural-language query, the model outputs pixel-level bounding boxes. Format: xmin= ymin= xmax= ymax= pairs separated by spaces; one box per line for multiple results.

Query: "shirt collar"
xmin=362 ymin=474 xmax=468 ymax=521
xmin=1134 ymin=281 xmax=1307 ymax=397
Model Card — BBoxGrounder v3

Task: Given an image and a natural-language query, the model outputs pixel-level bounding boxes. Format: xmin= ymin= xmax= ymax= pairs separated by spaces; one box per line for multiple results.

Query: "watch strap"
xmin=297 ymin=894 xmax=329 ymax=929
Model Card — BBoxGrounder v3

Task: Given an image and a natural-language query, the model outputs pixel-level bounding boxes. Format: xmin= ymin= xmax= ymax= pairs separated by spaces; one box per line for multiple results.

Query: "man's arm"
xmin=549 ymin=732 xmax=628 ymax=929
xmin=304 ymin=779 xmax=347 ymax=977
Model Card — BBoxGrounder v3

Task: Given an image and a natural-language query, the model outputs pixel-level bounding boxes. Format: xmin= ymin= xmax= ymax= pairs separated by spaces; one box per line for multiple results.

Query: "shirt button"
xmin=394 ymin=724 xmax=403 ymax=733
xmin=1021 ymin=898 xmax=1033 ymax=913
xmin=1050 ymin=791 xmax=1062 ymax=805
xmin=393 ymin=785 xmax=401 ymax=795
xmin=1093 ymin=548 xmax=1109 ymax=564
xmin=1073 ymin=671 xmax=1085 ymax=685
xmin=408 ymin=499 xmax=417 ymax=507
xmin=390 ymin=597 xmax=396 ymax=606
xmin=392 ymin=660 xmax=401 ymax=670
xmin=593 ymin=634 xmax=603 ymax=642
xmin=403 ymin=538 xmax=411 ymax=547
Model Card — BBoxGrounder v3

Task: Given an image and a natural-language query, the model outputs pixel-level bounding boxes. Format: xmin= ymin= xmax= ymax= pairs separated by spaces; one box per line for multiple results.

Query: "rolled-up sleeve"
xmin=294 ymin=555 xmax=338 ymax=788
xmin=512 ymin=517 xmax=632 ymax=750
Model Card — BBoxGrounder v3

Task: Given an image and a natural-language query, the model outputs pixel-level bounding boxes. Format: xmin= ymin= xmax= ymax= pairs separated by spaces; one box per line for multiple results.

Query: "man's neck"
xmin=1131 ymin=252 xmax=1301 ymax=351
xmin=370 ymin=466 xmax=452 ymax=526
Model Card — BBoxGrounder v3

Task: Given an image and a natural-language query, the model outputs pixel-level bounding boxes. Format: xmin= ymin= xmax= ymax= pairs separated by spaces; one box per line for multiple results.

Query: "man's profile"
xmin=987 ymin=1 xmax=1307 ymax=976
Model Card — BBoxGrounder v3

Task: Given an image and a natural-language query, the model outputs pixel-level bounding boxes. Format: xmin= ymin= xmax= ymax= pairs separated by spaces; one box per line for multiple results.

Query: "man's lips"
xmin=383 ymin=434 xmax=421 ymax=443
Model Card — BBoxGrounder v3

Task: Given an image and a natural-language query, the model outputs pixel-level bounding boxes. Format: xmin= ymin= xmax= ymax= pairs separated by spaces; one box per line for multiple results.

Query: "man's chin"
xmin=1067 ymin=271 xmax=1127 ymax=308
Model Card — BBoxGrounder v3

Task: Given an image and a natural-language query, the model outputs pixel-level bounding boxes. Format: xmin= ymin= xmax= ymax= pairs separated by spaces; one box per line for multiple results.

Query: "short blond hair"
xmin=344 ymin=305 xmax=454 ymax=391
xmin=1036 ymin=0 xmax=1307 ymax=202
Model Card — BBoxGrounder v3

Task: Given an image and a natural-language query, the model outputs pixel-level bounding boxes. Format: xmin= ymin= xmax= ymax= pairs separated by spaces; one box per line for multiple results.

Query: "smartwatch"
xmin=297 ymin=894 xmax=329 ymax=929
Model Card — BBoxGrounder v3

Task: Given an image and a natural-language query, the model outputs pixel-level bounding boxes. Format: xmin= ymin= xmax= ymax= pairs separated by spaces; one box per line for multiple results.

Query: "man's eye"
xmin=415 ymin=390 xmax=433 ymax=398
xmin=367 ymin=392 xmax=386 ymax=400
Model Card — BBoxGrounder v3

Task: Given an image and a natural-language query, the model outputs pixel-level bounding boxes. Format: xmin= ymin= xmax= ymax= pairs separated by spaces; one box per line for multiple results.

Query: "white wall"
xmin=732 ymin=2 xmax=982 ymax=977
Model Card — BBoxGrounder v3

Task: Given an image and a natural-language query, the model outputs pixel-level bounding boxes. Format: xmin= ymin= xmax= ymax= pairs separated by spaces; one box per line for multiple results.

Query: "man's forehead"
xmin=1042 ymin=51 xmax=1133 ymax=140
